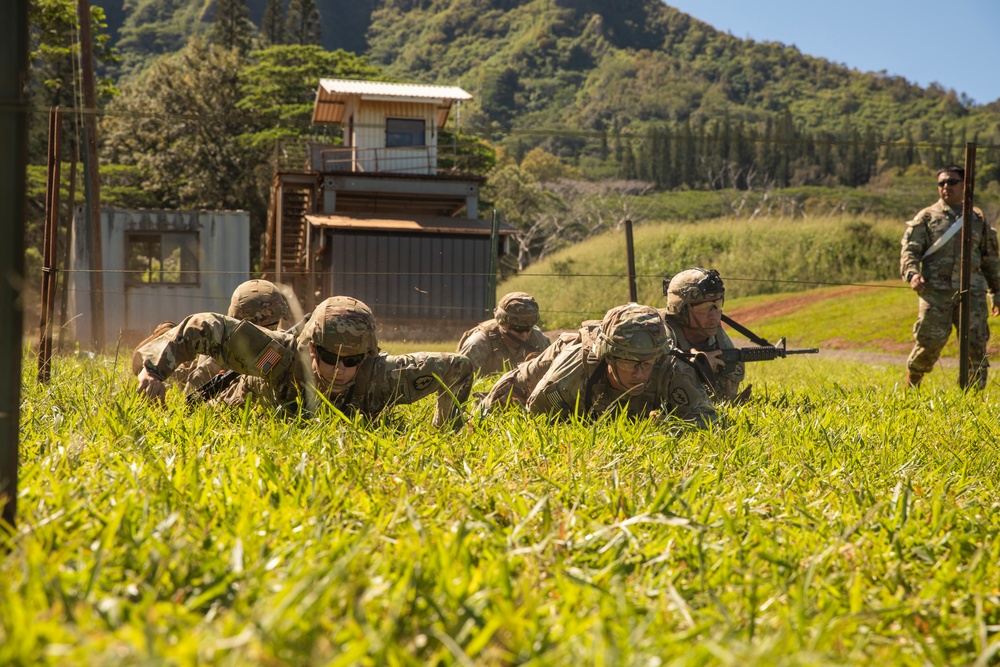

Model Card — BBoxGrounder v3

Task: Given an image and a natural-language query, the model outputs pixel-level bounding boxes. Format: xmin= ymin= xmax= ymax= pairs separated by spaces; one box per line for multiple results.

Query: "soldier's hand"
xmin=909 ymin=273 xmax=925 ymax=293
xmin=991 ymin=293 xmax=1000 ymax=317
xmin=695 ymin=348 xmax=725 ymax=373
xmin=137 ymin=368 xmax=167 ymax=405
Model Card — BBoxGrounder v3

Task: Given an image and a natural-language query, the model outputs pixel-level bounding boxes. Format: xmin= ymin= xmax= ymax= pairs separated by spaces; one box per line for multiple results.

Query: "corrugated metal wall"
xmin=69 ymin=208 xmax=250 ymax=347
xmin=325 ymin=231 xmax=488 ymax=321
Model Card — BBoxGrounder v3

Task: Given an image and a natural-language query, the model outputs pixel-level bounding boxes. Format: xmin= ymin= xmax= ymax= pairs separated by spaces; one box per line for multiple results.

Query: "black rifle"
xmin=717 ymin=337 xmax=819 ymax=363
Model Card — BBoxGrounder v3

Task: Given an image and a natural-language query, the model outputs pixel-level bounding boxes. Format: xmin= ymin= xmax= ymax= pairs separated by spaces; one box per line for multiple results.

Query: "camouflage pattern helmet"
xmin=299 ymin=296 xmax=379 ymax=357
xmin=228 ymin=279 xmax=291 ymax=328
xmin=593 ymin=304 xmax=668 ymax=362
xmin=495 ymin=292 xmax=540 ymax=328
xmin=663 ymin=268 xmax=725 ymax=316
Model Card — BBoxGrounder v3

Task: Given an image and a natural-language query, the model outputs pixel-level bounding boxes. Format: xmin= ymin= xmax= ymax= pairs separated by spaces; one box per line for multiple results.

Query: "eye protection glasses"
xmin=611 ymin=357 xmax=656 ymax=373
xmin=506 ymin=324 xmax=533 ymax=334
xmin=313 ymin=346 xmax=366 ymax=367
xmin=938 ymin=178 xmax=962 ymax=187
xmin=690 ymin=298 xmax=724 ymax=314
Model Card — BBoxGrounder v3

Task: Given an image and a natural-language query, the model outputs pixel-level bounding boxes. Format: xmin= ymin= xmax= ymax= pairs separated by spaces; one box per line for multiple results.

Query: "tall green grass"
xmin=4 ymin=353 xmax=1000 ymax=665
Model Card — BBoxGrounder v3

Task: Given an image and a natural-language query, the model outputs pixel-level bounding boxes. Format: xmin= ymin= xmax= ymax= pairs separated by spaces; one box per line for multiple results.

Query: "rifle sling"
xmin=720 ymin=314 xmax=772 ymax=347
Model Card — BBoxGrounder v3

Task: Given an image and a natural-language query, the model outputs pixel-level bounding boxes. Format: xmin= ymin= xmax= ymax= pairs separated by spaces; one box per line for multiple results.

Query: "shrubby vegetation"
xmin=499 ymin=215 xmax=909 ymax=328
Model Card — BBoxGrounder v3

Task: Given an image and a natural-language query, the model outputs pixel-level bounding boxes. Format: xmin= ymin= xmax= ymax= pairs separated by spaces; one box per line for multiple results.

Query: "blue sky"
xmin=664 ymin=0 xmax=1000 ymax=105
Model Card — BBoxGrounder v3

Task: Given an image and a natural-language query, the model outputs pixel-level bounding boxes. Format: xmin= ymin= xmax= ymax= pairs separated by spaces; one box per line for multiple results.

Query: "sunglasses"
xmin=313 ymin=345 xmax=366 ymax=367
xmin=506 ymin=324 xmax=533 ymax=334
xmin=938 ymin=178 xmax=962 ymax=187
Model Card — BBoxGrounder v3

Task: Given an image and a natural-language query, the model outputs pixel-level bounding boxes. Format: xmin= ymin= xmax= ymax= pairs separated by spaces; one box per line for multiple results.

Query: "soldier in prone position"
xmin=457 ymin=291 xmax=551 ymax=376
xmin=660 ymin=268 xmax=746 ymax=402
xmin=135 ymin=296 xmax=473 ymax=428
xmin=523 ymin=304 xmax=717 ymax=427
xmin=129 ymin=279 xmax=291 ymax=393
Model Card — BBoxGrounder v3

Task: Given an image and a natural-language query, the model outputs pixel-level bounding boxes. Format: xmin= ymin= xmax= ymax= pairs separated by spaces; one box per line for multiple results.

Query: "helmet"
xmin=228 ymin=280 xmax=291 ymax=328
xmin=593 ymin=304 xmax=668 ymax=362
xmin=663 ymin=268 xmax=725 ymax=317
xmin=495 ymin=292 xmax=540 ymax=329
xmin=299 ymin=296 xmax=378 ymax=357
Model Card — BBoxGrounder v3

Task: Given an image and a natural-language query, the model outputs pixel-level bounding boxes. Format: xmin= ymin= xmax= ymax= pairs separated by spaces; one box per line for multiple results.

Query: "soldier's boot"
xmin=905 ymin=371 xmax=923 ymax=388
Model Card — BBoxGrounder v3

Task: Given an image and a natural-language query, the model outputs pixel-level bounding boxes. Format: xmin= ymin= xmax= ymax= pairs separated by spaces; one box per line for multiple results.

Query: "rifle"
xmin=717 ymin=337 xmax=819 ymax=363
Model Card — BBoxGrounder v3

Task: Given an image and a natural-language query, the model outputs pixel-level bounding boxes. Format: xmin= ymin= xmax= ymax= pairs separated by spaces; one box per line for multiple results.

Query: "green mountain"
xmin=98 ymin=0 xmax=1000 ymax=157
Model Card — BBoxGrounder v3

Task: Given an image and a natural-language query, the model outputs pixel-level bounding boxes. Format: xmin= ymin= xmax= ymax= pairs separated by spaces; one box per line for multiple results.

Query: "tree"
xmin=237 ymin=45 xmax=384 ymax=148
xmin=102 ymin=38 xmax=258 ymax=213
xmin=261 ymin=0 xmax=285 ymax=46
xmin=285 ymin=0 xmax=321 ymax=46
xmin=211 ymin=0 xmax=255 ymax=56
xmin=27 ymin=0 xmax=117 ymax=159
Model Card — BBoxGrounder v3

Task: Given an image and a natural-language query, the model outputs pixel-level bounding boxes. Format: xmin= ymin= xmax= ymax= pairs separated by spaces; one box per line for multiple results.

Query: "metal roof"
xmin=313 ymin=79 xmax=472 ymax=126
xmin=305 ymin=213 xmax=516 ymax=235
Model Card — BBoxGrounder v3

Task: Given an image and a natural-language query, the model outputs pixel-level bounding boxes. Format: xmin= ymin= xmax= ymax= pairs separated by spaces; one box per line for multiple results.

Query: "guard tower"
xmin=261 ymin=79 xmax=514 ymax=339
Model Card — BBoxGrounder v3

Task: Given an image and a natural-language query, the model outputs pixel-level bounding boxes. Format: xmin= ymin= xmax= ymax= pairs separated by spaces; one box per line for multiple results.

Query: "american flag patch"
xmin=254 ymin=342 xmax=283 ymax=374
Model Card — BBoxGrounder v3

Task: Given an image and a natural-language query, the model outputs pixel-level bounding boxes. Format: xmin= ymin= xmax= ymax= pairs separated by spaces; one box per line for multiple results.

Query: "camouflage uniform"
xmin=136 ymin=296 xmax=473 ymax=427
xmin=458 ymin=292 xmax=551 ymax=375
xmin=524 ymin=305 xmax=717 ymax=427
xmin=660 ymin=268 xmax=745 ymax=402
xmin=480 ymin=320 xmax=600 ymax=412
xmin=130 ymin=279 xmax=292 ymax=392
xmin=900 ymin=199 xmax=1000 ymax=387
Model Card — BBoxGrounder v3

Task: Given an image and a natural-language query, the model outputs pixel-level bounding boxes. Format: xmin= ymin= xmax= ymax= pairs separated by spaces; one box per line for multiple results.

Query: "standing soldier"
xmin=661 ymin=268 xmax=746 ymax=402
xmin=458 ymin=292 xmax=551 ymax=376
xmin=900 ymin=166 xmax=1000 ymax=389
xmin=135 ymin=296 xmax=473 ymax=428
xmin=524 ymin=304 xmax=717 ymax=427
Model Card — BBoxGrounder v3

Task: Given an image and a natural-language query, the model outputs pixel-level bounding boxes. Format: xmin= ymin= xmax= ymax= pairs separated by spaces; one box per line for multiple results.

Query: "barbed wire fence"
xmin=19 ymin=100 xmax=1000 ymax=351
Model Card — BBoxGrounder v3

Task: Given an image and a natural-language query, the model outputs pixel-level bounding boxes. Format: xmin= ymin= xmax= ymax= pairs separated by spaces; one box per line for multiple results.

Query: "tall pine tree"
xmin=261 ymin=0 xmax=284 ymax=46
xmin=211 ymin=0 xmax=254 ymax=55
xmin=286 ymin=0 xmax=321 ymax=46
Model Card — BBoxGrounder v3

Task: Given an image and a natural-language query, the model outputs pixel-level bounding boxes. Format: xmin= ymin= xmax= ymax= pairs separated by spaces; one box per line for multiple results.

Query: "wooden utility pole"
xmin=624 ymin=219 xmax=638 ymax=302
xmin=0 ymin=0 xmax=29 ymax=529
xmin=38 ymin=107 xmax=62 ymax=383
xmin=957 ymin=142 xmax=977 ymax=389
xmin=486 ymin=210 xmax=500 ymax=317
xmin=77 ymin=0 xmax=104 ymax=350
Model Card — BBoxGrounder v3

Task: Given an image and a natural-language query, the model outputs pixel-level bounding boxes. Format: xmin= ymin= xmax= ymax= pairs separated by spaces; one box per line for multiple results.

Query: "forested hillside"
xmin=23 ymin=0 xmax=1000 ymax=290
xmin=88 ymin=0 xmax=1000 ymax=186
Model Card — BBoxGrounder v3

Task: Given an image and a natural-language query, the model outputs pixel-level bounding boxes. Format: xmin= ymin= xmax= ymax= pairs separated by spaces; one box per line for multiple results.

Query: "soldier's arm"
xmin=380 ymin=352 xmax=474 ymax=429
xmin=457 ymin=331 xmax=493 ymax=375
xmin=658 ymin=357 xmax=719 ymax=428
xmin=136 ymin=314 xmax=291 ymax=400
xmin=525 ymin=346 xmax=586 ymax=419
xmin=900 ymin=214 xmax=929 ymax=283
xmin=978 ymin=212 xmax=1000 ymax=298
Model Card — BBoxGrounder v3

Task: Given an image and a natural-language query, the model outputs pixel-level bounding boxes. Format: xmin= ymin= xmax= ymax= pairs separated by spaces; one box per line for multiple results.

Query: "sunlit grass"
xmin=5 ymin=352 xmax=1000 ymax=665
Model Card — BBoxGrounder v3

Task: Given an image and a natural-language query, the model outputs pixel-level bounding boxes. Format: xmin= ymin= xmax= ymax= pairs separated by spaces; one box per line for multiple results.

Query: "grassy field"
xmin=4 ymin=340 xmax=1000 ymax=665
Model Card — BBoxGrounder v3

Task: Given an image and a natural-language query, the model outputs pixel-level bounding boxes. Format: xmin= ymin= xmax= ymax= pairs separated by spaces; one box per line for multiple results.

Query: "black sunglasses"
xmin=313 ymin=345 xmax=366 ymax=367
xmin=938 ymin=178 xmax=962 ymax=187
xmin=506 ymin=324 xmax=532 ymax=333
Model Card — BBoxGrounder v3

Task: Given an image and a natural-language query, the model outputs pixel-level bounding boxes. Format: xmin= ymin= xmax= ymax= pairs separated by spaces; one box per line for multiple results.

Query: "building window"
xmin=386 ymin=118 xmax=426 ymax=148
xmin=126 ymin=232 xmax=199 ymax=285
